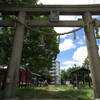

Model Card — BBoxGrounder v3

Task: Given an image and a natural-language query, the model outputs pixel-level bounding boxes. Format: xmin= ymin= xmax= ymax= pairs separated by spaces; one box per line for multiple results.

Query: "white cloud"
xmin=60 ymin=58 xmax=83 ymax=70
xmin=94 ymin=0 xmax=100 ymax=4
xmin=77 ymin=39 xmax=84 ymax=45
xmin=61 ymin=46 xmax=88 ymax=70
xmin=60 ymin=66 xmax=72 ymax=70
xmin=73 ymin=46 xmax=88 ymax=63
xmin=59 ymin=39 xmax=76 ymax=52
xmin=54 ymin=27 xmax=72 ymax=38
xmin=38 ymin=0 xmax=95 ymax=5
xmin=63 ymin=61 xmax=82 ymax=66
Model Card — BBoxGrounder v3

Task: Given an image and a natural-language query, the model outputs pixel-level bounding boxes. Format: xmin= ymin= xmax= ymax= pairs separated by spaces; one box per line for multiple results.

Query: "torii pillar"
xmin=83 ymin=11 xmax=100 ymax=99
xmin=3 ymin=11 xmax=26 ymax=100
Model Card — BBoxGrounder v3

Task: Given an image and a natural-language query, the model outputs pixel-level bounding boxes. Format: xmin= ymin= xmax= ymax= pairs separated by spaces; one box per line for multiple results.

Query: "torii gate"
xmin=0 ymin=4 xmax=100 ymax=100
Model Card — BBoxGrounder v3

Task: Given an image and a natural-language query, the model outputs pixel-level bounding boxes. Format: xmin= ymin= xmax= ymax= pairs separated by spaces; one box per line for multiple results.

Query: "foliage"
xmin=82 ymin=57 xmax=92 ymax=83
xmin=22 ymin=24 xmax=59 ymax=73
xmin=82 ymin=57 xmax=89 ymax=68
xmin=0 ymin=28 xmax=14 ymax=66
xmin=61 ymin=70 xmax=68 ymax=85
xmin=0 ymin=0 xmax=59 ymax=74
xmin=61 ymin=65 xmax=80 ymax=84
xmin=66 ymin=65 xmax=80 ymax=80
xmin=61 ymin=57 xmax=91 ymax=85
xmin=41 ymin=69 xmax=52 ymax=83
xmin=61 ymin=63 xmax=92 ymax=85
xmin=0 ymin=0 xmax=38 ymax=4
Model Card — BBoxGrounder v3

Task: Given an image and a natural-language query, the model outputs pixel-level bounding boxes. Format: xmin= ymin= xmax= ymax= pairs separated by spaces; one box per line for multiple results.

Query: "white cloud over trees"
xmin=59 ymin=39 xmax=76 ymax=52
xmin=61 ymin=46 xmax=88 ymax=70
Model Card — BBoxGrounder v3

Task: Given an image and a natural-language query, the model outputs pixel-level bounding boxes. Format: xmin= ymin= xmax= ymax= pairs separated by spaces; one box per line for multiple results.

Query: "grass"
xmin=0 ymin=86 xmax=94 ymax=100
xmin=0 ymin=89 xmax=4 ymax=97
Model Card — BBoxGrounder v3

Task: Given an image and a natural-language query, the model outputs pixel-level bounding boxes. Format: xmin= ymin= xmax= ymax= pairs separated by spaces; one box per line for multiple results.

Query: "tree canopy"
xmin=61 ymin=58 xmax=91 ymax=85
xmin=82 ymin=57 xmax=89 ymax=68
xmin=61 ymin=65 xmax=80 ymax=84
xmin=0 ymin=0 xmax=60 ymax=75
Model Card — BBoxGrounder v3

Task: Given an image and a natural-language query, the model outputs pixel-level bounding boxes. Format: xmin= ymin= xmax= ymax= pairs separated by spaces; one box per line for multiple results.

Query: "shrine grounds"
xmin=0 ymin=86 xmax=93 ymax=100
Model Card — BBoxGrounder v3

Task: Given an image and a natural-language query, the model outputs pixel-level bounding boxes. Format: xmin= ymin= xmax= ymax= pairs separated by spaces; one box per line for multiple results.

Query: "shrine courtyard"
xmin=0 ymin=86 xmax=93 ymax=100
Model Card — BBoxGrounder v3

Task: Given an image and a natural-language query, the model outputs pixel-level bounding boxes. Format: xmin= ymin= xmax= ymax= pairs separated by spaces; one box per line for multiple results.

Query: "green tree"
xmin=66 ymin=65 xmax=80 ymax=81
xmin=82 ymin=57 xmax=92 ymax=86
xmin=82 ymin=57 xmax=89 ymax=68
xmin=61 ymin=70 xmax=68 ymax=85
xmin=0 ymin=28 xmax=14 ymax=66
xmin=0 ymin=0 xmax=39 ymax=67
xmin=0 ymin=0 xmax=38 ymax=4
xmin=0 ymin=0 xmax=59 ymax=72
xmin=21 ymin=25 xmax=59 ymax=73
xmin=61 ymin=64 xmax=80 ymax=85
xmin=0 ymin=0 xmax=59 ymax=89
xmin=41 ymin=69 xmax=52 ymax=83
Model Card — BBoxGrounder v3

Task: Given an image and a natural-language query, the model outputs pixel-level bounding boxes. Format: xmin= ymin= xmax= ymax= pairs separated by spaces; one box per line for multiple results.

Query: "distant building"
xmin=49 ymin=61 xmax=61 ymax=85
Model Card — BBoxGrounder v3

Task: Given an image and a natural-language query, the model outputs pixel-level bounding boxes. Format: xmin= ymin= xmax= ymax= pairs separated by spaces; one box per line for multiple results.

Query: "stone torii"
xmin=0 ymin=4 xmax=100 ymax=100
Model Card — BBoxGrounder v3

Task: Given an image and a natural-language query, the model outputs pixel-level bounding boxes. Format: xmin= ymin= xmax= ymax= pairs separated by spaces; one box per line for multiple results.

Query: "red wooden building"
xmin=0 ymin=68 xmax=6 ymax=87
xmin=0 ymin=67 xmax=41 ymax=89
xmin=18 ymin=68 xmax=31 ymax=89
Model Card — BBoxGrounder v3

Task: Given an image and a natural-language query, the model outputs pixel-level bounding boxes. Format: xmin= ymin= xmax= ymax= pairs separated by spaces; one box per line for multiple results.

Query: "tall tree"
xmin=0 ymin=0 xmax=59 ymax=89
xmin=41 ymin=69 xmax=52 ymax=83
xmin=0 ymin=0 xmax=59 ymax=73
xmin=61 ymin=70 xmax=68 ymax=85
xmin=61 ymin=65 xmax=80 ymax=85
xmin=82 ymin=57 xmax=89 ymax=68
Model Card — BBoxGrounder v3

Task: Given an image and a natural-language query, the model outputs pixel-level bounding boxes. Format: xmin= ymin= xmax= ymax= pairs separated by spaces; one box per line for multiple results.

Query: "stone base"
xmin=91 ymin=98 xmax=100 ymax=100
xmin=1 ymin=97 xmax=19 ymax=100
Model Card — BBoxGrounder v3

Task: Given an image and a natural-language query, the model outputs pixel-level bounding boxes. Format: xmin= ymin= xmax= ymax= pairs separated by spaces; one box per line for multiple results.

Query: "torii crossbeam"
xmin=0 ymin=4 xmax=100 ymax=100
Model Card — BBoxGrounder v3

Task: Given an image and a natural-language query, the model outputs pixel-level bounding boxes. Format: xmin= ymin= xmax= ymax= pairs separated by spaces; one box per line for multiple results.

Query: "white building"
xmin=49 ymin=61 xmax=61 ymax=85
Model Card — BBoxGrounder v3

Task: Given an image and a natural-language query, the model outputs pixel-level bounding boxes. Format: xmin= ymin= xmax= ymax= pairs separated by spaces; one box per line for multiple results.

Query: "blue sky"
xmin=37 ymin=0 xmax=100 ymax=70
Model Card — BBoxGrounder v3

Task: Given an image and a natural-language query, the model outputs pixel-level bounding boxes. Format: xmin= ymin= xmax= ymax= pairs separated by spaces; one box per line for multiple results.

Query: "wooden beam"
xmin=0 ymin=4 xmax=100 ymax=15
xmin=0 ymin=20 xmax=100 ymax=27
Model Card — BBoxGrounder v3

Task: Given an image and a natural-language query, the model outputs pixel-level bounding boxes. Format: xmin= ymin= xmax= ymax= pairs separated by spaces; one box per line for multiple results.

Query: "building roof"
xmin=30 ymin=72 xmax=41 ymax=77
xmin=0 ymin=67 xmax=41 ymax=77
xmin=20 ymin=67 xmax=41 ymax=77
xmin=70 ymin=67 xmax=90 ymax=74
